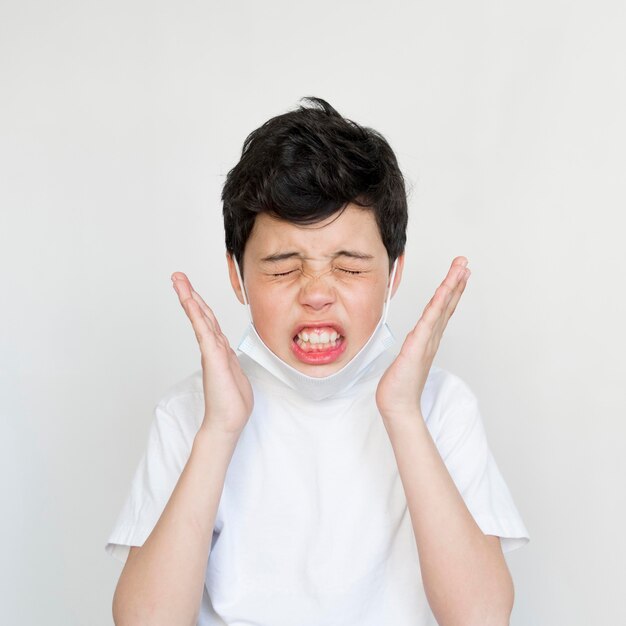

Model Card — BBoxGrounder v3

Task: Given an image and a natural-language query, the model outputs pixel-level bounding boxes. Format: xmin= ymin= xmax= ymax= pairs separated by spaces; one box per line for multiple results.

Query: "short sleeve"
xmin=104 ymin=394 xmax=203 ymax=564
xmin=426 ymin=375 xmax=530 ymax=554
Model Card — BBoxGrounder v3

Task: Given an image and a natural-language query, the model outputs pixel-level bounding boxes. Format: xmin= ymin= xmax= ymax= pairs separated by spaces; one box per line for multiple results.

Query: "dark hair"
xmin=222 ymin=97 xmax=408 ymax=274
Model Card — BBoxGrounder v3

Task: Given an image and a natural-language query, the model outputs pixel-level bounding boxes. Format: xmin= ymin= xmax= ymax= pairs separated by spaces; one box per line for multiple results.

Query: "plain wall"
xmin=2 ymin=1 xmax=625 ymax=624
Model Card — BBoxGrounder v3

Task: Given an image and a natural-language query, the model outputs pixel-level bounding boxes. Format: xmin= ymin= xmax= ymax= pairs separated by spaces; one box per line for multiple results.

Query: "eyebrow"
xmin=260 ymin=250 xmax=375 ymax=263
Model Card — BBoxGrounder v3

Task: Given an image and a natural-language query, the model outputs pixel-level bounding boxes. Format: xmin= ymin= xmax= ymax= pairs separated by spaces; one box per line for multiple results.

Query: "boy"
xmin=106 ymin=97 xmax=529 ymax=625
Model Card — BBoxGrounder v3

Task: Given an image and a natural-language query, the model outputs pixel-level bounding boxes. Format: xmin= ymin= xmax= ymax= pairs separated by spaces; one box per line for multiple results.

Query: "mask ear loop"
xmin=233 ymin=257 xmax=254 ymax=325
xmin=382 ymin=258 xmax=399 ymax=325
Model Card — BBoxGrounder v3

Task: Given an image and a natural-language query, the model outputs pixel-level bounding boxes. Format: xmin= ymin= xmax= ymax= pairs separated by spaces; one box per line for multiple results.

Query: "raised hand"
xmin=171 ymin=272 xmax=253 ymax=437
xmin=376 ymin=257 xmax=471 ymax=425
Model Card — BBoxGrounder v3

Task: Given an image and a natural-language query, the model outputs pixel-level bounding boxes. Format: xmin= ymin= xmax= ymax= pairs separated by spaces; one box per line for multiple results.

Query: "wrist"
xmin=382 ymin=409 xmax=427 ymax=437
xmin=195 ymin=422 xmax=242 ymax=448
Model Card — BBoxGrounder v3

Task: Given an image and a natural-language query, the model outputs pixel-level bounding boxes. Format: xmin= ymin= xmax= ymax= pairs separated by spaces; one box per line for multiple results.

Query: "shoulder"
xmin=152 ymin=370 xmax=205 ymax=434
xmin=157 ymin=369 xmax=204 ymax=404
xmin=423 ymin=365 xmax=477 ymax=404
xmin=421 ymin=365 xmax=480 ymax=428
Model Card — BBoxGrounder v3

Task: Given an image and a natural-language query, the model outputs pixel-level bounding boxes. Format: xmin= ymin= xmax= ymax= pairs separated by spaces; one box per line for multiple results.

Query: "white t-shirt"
xmin=105 ymin=342 xmax=530 ymax=625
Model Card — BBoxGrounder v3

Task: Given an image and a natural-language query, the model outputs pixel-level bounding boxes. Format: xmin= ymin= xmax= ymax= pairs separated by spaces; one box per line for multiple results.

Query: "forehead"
xmin=245 ymin=205 xmax=387 ymax=260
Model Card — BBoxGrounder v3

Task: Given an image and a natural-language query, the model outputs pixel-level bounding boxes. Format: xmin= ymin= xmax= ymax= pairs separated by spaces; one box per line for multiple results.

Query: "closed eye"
xmin=271 ymin=270 xmax=299 ymax=277
xmin=337 ymin=268 xmax=364 ymax=275
xmin=270 ymin=268 xmax=365 ymax=278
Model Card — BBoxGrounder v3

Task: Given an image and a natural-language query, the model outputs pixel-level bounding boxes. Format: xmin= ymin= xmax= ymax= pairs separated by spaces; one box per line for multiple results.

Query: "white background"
xmin=2 ymin=1 xmax=625 ymax=624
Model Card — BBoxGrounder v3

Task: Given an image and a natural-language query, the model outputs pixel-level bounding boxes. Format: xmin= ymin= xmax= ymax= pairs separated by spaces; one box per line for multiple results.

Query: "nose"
xmin=298 ymin=272 xmax=336 ymax=311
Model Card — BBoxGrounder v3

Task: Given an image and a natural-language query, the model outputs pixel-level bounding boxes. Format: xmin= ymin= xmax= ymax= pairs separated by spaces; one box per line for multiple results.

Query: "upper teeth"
xmin=298 ymin=329 xmax=339 ymax=343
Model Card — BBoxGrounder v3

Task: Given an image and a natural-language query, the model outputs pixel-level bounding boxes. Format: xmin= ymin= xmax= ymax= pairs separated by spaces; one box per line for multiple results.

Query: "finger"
xmin=434 ymin=264 xmax=470 ymax=333
xmin=171 ymin=272 xmax=194 ymax=302
xmin=405 ymin=260 xmax=470 ymax=357
xmin=172 ymin=275 xmax=219 ymax=337
xmin=420 ymin=275 xmax=459 ymax=331
xmin=181 ymin=293 xmax=219 ymax=349
xmin=420 ymin=257 xmax=467 ymax=312
xmin=191 ymin=290 xmax=229 ymax=349
xmin=443 ymin=267 xmax=470 ymax=324
xmin=185 ymin=283 xmax=225 ymax=338
xmin=190 ymin=290 xmax=225 ymax=337
xmin=413 ymin=266 xmax=467 ymax=342
xmin=441 ymin=257 xmax=469 ymax=291
xmin=433 ymin=260 xmax=469 ymax=320
xmin=174 ymin=274 xmax=226 ymax=338
xmin=172 ymin=273 xmax=218 ymax=331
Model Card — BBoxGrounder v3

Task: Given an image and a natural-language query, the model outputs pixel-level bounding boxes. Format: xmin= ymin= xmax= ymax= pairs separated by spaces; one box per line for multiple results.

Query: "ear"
xmin=390 ymin=253 xmax=405 ymax=299
xmin=226 ymin=252 xmax=246 ymax=305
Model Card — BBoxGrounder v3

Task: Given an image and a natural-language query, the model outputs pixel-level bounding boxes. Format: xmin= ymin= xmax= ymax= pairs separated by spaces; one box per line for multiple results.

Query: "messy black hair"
xmin=222 ymin=97 xmax=408 ymax=275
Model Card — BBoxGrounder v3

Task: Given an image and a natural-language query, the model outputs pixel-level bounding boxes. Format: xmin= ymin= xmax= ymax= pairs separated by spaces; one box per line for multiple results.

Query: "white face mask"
xmin=234 ymin=257 xmax=399 ymax=401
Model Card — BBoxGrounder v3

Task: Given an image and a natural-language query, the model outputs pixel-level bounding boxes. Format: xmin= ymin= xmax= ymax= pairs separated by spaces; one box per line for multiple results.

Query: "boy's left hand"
xmin=376 ymin=257 xmax=471 ymax=425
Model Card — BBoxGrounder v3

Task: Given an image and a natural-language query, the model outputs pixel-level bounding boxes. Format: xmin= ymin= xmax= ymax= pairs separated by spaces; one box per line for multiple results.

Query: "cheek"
xmin=344 ymin=283 xmax=387 ymax=321
xmin=248 ymin=287 xmax=289 ymax=330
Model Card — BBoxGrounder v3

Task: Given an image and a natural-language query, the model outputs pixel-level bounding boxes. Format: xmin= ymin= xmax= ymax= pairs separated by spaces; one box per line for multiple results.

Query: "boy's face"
xmin=227 ymin=204 xmax=404 ymax=377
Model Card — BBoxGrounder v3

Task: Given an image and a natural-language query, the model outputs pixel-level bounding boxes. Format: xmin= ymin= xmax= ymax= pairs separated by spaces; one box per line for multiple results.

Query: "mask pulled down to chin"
xmin=233 ymin=259 xmax=399 ymax=401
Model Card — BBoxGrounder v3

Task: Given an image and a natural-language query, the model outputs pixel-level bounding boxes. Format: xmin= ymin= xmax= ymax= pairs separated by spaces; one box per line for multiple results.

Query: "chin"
xmin=295 ymin=361 xmax=345 ymax=378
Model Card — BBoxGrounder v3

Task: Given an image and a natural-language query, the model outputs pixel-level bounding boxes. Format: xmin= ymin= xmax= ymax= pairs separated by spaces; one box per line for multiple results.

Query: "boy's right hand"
xmin=171 ymin=272 xmax=253 ymax=438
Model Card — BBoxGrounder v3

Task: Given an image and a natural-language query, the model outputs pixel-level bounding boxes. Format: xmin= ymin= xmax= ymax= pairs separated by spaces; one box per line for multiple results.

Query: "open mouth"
xmin=290 ymin=325 xmax=348 ymax=364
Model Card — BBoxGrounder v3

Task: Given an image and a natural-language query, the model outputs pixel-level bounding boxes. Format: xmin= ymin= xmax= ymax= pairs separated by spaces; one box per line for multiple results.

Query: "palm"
xmin=376 ymin=257 xmax=470 ymax=424
xmin=172 ymin=272 xmax=253 ymax=436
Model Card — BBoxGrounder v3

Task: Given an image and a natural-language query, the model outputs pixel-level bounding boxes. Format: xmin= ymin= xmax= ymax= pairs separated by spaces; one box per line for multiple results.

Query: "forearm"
xmin=112 ymin=426 xmax=239 ymax=626
xmin=384 ymin=415 xmax=513 ymax=626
